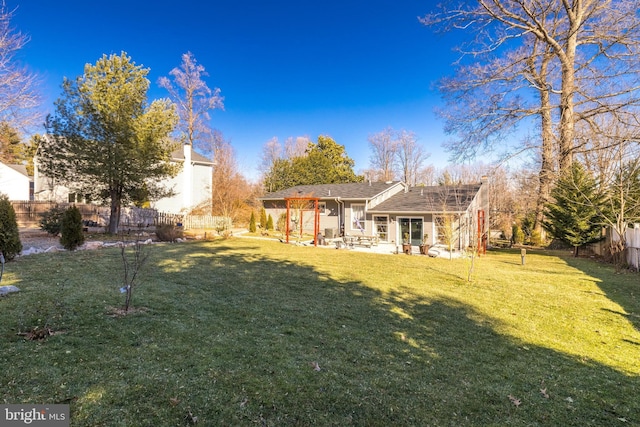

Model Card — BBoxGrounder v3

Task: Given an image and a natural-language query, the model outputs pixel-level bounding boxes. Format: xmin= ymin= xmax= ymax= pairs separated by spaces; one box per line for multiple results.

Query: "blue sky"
xmin=12 ymin=1 xmax=463 ymax=180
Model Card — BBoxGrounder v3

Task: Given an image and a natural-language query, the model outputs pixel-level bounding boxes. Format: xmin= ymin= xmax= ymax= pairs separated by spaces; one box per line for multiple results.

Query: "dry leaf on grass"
xmin=17 ymin=327 xmax=56 ymax=341
xmin=185 ymin=409 xmax=198 ymax=424
xmin=508 ymin=395 xmax=522 ymax=407
xmin=310 ymin=361 xmax=321 ymax=371
xmin=540 ymin=388 xmax=549 ymax=399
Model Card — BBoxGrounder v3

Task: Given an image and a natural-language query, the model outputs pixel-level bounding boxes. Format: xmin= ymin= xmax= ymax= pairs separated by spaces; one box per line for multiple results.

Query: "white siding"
xmin=0 ymin=162 xmax=30 ymax=200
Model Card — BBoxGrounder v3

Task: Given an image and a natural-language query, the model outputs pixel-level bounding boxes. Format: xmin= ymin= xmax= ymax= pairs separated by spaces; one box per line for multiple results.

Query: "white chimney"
xmin=183 ymin=144 xmax=193 ymax=210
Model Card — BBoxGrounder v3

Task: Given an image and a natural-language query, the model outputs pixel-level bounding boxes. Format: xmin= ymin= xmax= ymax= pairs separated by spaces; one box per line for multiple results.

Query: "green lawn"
xmin=1 ymin=238 xmax=639 ymax=426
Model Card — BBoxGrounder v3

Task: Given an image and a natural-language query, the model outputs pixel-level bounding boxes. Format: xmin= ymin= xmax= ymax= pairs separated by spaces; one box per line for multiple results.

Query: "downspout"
xmin=335 ymin=198 xmax=343 ymax=236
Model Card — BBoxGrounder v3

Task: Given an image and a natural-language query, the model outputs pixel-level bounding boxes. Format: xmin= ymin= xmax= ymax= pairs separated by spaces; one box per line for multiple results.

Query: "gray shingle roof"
xmin=368 ymin=184 xmax=482 ymax=213
xmin=5 ymin=163 xmax=29 ymax=177
xmin=261 ymin=181 xmax=403 ymax=200
xmin=171 ymin=146 xmax=214 ymax=165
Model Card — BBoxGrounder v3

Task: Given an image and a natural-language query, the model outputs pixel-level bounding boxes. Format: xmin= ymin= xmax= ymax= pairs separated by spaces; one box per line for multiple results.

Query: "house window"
xmin=318 ymin=202 xmax=326 ymax=215
xmin=435 ymin=214 xmax=457 ymax=248
xmin=374 ymin=215 xmax=388 ymax=241
xmin=351 ymin=204 xmax=365 ymax=232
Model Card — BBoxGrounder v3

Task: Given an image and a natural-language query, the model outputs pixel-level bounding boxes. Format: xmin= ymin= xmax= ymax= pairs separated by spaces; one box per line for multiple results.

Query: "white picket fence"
xmin=155 ymin=211 xmax=231 ymax=231
xmin=625 ymin=225 xmax=640 ymax=270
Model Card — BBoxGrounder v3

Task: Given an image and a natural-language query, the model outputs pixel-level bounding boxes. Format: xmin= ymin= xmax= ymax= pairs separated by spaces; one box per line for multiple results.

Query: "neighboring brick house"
xmin=260 ymin=179 xmax=489 ymax=250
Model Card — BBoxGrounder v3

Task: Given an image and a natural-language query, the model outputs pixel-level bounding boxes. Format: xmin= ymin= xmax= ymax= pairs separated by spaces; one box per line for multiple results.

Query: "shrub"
xmin=0 ymin=194 xmax=22 ymax=260
xmin=39 ymin=205 xmax=66 ymax=235
xmin=528 ymin=229 xmax=543 ymax=247
xmin=249 ymin=211 xmax=257 ymax=233
xmin=266 ymin=214 xmax=274 ymax=231
xmin=277 ymin=213 xmax=287 ymax=232
xmin=60 ymin=205 xmax=85 ymax=250
xmin=512 ymin=225 xmax=525 ymax=245
xmin=259 ymin=207 xmax=267 ymax=229
xmin=155 ymin=223 xmax=183 ymax=242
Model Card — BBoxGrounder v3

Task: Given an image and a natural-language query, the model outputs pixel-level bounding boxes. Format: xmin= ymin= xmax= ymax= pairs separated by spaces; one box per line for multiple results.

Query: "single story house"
xmin=34 ymin=141 xmax=213 ymax=214
xmin=0 ymin=161 xmax=31 ymax=200
xmin=260 ymin=179 xmax=489 ymax=251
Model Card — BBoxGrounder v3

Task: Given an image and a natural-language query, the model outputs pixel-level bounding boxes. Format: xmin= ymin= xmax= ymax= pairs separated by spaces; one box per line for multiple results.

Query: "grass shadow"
xmin=562 ymin=254 xmax=640 ymax=333
xmin=0 ymin=239 xmax=638 ymax=425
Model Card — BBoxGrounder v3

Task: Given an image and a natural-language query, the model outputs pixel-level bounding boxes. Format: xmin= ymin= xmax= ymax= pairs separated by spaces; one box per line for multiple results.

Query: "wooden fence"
xmin=11 ymin=201 xmax=231 ymax=231
xmin=11 ymin=201 xmax=106 ymax=228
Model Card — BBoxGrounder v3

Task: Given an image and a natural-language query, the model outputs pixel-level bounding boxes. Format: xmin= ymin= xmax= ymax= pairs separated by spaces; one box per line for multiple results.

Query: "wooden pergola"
xmin=284 ymin=196 xmax=321 ymax=246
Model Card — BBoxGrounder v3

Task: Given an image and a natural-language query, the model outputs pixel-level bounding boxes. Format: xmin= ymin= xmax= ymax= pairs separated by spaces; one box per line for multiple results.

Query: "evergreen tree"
xmin=0 ymin=122 xmax=23 ymax=164
xmin=60 ymin=206 xmax=85 ymax=250
xmin=38 ymin=52 xmax=179 ymax=234
xmin=263 ymin=135 xmax=363 ymax=192
xmin=0 ymin=194 xmax=22 ymax=260
xmin=249 ymin=211 xmax=257 ymax=233
xmin=266 ymin=214 xmax=274 ymax=231
xmin=259 ymin=207 xmax=267 ymax=229
xmin=543 ymin=162 xmax=604 ymax=256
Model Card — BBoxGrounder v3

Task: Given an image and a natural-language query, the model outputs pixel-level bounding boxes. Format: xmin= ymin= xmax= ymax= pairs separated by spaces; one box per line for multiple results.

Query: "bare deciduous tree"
xmin=367 ymin=127 xmax=429 ymax=184
xmin=284 ymin=136 xmax=310 ymax=159
xmin=158 ymin=52 xmax=224 ymax=153
xmin=396 ymin=130 xmax=428 ymax=186
xmin=208 ymin=131 xmax=255 ymax=227
xmin=259 ymin=136 xmax=282 ymax=179
xmin=0 ymin=3 xmax=42 ymax=131
xmin=423 ymin=0 xmax=640 ymax=168
xmin=367 ymin=127 xmax=398 ymax=182
xmin=259 ymin=135 xmax=311 ymax=188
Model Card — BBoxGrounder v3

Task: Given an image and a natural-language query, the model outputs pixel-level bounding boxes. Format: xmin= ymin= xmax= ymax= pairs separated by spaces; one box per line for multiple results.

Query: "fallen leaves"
xmin=540 ymin=388 xmax=549 ymax=399
xmin=17 ymin=327 xmax=55 ymax=341
xmin=310 ymin=361 xmax=321 ymax=371
xmin=508 ymin=395 xmax=522 ymax=407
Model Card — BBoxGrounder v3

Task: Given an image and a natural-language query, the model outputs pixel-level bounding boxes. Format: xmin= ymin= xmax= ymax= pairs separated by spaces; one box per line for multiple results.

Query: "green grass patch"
xmin=1 ymin=240 xmax=638 ymax=426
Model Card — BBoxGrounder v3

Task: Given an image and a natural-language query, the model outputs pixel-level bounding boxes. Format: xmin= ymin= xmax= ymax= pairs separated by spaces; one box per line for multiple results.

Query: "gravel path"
xmin=19 ymin=229 xmax=62 ymax=252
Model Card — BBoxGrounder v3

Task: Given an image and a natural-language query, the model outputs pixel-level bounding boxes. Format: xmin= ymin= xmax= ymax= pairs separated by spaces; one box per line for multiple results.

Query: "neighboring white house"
xmin=34 ymin=141 xmax=213 ymax=213
xmin=152 ymin=144 xmax=214 ymax=214
xmin=0 ymin=161 xmax=31 ymax=200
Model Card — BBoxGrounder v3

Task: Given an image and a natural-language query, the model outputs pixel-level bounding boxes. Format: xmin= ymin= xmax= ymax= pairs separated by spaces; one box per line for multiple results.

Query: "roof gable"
xmin=368 ymin=184 xmax=482 ymax=213
xmin=170 ymin=146 xmax=214 ymax=165
xmin=1 ymin=162 xmax=29 ymax=178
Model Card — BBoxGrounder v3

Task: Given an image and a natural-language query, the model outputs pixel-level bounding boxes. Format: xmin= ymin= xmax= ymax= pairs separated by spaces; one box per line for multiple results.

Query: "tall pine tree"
xmin=543 ymin=162 xmax=604 ymax=256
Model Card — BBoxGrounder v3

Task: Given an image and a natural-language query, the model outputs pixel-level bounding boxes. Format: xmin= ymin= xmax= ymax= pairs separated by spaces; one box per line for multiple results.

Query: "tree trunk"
xmin=558 ymin=65 xmax=575 ymax=172
xmin=534 ymin=51 xmax=555 ymax=239
xmin=108 ymin=191 xmax=122 ymax=234
xmin=557 ymin=5 xmax=582 ymax=173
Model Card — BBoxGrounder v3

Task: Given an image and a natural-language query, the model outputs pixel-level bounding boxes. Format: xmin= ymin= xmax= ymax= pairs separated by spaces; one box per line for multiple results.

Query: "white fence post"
xmin=626 ymin=224 xmax=640 ymax=270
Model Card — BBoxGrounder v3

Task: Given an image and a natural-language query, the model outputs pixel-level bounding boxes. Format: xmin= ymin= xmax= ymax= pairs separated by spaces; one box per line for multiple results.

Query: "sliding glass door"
xmin=399 ymin=218 xmax=423 ymax=246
